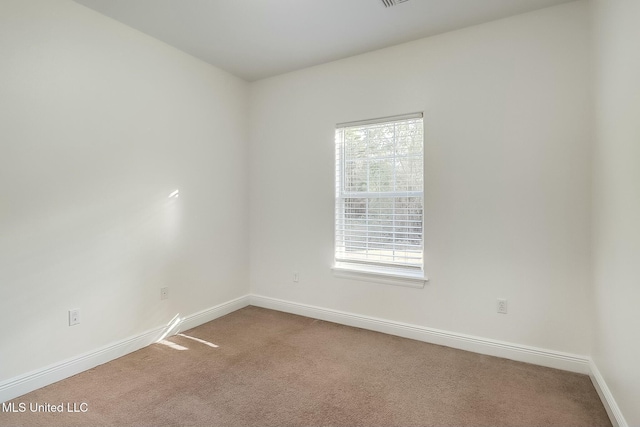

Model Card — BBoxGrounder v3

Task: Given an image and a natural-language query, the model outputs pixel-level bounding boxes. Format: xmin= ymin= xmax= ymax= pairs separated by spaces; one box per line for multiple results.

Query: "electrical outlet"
xmin=293 ymin=272 xmax=299 ymax=283
xmin=160 ymin=287 xmax=169 ymax=300
xmin=69 ymin=309 xmax=80 ymax=326
xmin=497 ymin=298 xmax=508 ymax=314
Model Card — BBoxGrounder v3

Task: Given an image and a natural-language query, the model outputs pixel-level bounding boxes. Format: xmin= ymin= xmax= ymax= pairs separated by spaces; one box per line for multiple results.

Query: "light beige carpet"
xmin=0 ymin=306 xmax=611 ymax=427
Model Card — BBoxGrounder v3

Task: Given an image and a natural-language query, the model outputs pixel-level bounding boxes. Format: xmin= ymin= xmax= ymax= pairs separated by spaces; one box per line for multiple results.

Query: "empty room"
xmin=0 ymin=0 xmax=638 ymax=426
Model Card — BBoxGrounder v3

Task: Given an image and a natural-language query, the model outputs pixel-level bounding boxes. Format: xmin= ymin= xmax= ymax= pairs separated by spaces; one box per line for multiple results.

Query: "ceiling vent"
xmin=381 ymin=0 xmax=409 ymax=7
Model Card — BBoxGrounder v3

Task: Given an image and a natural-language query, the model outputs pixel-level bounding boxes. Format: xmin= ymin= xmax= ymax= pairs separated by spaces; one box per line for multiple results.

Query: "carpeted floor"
xmin=0 ymin=306 xmax=611 ymax=427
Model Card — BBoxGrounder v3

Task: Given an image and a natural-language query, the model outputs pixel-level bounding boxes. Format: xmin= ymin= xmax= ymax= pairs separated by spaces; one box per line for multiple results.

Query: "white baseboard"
xmin=0 ymin=326 xmax=165 ymax=404
xmin=589 ymin=359 xmax=628 ymax=427
xmin=0 ymin=294 xmax=250 ymax=404
xmin=2 ymin=292 xmax=625 ymax=427
xmin=249 ymin=294 xmax=591 ymax=374
xmin=178 ymin=294 xmax=250 ymax=333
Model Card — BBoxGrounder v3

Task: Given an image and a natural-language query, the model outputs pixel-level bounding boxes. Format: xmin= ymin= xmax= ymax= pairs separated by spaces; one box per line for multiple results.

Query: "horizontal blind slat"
xmin=335 ymin=114 xmax=424 ymax=272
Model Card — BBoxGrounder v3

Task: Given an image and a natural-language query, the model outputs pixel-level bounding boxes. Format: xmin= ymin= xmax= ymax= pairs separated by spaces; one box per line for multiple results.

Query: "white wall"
xmin=591 ymin=0 xmax=640 ymax=425
xmin=0 ymin=0 xmax=249 ymax=381
xmin=249 ymin=1 xmax=593 ymax=355
xmin=8 ymin=1 xmax=633 ymax=420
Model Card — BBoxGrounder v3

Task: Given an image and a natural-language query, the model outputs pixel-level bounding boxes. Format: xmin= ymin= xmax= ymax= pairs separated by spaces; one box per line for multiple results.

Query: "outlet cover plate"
xmin=497 ymin=298 xmax=508 ymax=314
xmin=69 ymin=309 xmax=80 ymax=326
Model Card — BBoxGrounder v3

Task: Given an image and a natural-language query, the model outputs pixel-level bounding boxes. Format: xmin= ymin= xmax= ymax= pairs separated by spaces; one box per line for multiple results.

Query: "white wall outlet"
xmin=293 ymin=272 xmax=299 ymax=283
xmin=69 ymin=309 xmax=80 ymax=326
xmin=160 ymin=287 xmax=169 ymax=300
xmin=497 ymin=298 xmax=508 ymax=314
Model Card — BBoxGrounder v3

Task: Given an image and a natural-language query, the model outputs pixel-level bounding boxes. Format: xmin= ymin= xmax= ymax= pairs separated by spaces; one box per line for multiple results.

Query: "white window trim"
xmin=334 ymin=112 xmax=426 ymax=287
xmin=331 ymin=262 xmax=427 ymax=289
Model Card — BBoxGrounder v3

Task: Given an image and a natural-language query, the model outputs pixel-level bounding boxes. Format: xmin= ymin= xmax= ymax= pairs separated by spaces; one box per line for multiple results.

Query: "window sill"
xmin=331 ymin=263 xmax=427 ymax=289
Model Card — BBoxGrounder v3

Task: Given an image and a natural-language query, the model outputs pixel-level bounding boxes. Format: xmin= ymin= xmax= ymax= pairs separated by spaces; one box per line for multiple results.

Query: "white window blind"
xmin=335 ymin=113 xmax=424 ymax=274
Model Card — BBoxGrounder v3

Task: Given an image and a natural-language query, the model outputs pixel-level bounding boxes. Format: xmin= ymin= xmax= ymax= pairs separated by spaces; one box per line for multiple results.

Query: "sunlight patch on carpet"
xmin=177 ymin=333 xmax=219 ymax=348
xmin=158 ymin=340 xmax=188 ymax=350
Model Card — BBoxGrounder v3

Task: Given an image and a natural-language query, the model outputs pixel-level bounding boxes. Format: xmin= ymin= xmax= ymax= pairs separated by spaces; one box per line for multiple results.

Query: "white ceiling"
xmin=74 ymin=0 xmax=575 ymax=81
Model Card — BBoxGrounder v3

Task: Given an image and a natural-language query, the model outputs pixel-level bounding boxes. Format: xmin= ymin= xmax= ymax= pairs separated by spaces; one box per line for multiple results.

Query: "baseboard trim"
xmin=589 ymin=359 xmax=628 ymax=427
xmin=0 ymin=326 xmax=165 ymax=404
xmin=178 ymin=294 xmax=251 ymax=333
xmin=0 ymin=294 xmax=251 ymax=404
xmin=3 ymin=293 xmax=624 ymax=426
xmin=249 ymin=294 xmax=590 ymax=374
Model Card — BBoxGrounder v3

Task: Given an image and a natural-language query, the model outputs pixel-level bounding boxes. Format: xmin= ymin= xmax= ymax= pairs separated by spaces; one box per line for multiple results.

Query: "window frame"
xmin=332 ymin=113 xmax=427 ymax=288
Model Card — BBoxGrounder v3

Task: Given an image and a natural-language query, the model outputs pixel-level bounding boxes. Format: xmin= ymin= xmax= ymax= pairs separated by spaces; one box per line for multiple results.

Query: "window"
xmin=334 ymin=113 xmax=425 ymax=285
